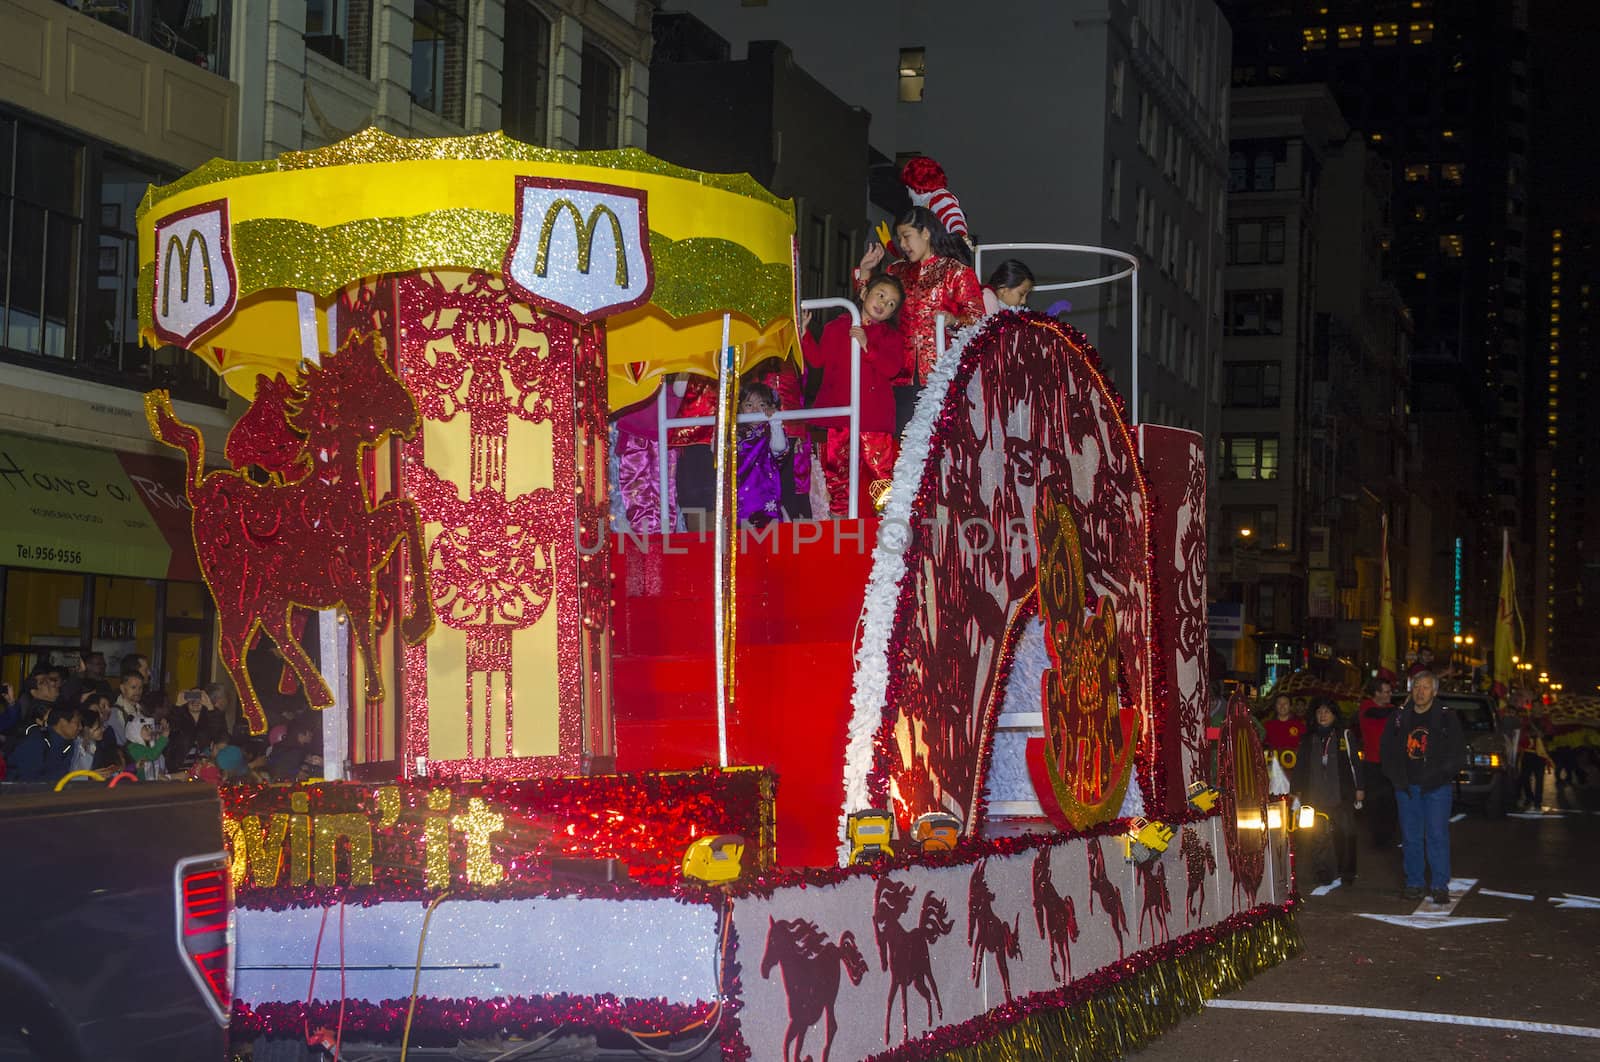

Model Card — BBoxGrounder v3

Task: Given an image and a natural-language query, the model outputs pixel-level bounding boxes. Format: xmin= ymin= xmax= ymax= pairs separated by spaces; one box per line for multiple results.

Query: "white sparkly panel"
xmin=984 ymin=617 xmax=1049 ymax=818
xmin=733 ymin=820 xmax=1290 ymax=1062
xmin=235 ymin=896 xmax=719 ymax=1006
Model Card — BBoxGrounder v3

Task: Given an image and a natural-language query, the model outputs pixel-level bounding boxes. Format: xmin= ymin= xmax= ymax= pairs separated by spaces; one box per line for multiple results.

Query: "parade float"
xmin=137 ymin=130 xmax=1298 ymax=1060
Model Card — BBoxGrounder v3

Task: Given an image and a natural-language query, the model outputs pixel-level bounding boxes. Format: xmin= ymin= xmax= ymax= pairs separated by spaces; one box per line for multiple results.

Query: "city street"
xmin=1136 ymin=775 xmax=1600 ymax=1061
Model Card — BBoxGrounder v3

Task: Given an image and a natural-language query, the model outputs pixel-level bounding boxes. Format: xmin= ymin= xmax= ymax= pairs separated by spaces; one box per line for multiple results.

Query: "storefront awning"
xmin=0 ymin=431 xmax=200 ymax=582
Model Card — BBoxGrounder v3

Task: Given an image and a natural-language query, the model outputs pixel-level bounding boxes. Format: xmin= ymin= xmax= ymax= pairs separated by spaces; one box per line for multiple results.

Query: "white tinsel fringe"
xmin=836 ymin=319 xmax=985 ymax=861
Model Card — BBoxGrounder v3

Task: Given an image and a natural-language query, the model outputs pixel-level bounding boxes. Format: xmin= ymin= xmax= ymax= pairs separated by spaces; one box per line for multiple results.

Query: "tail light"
xmin=174 ymin=853 xmax=234 ymax=1025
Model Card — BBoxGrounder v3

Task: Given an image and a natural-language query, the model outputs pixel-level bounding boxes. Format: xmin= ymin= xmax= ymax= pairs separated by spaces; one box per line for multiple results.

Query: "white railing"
xmin=972 ymin=243 xmax=1142 ymax=424
xmin=653 ymin=298 xmax=865 ymax=531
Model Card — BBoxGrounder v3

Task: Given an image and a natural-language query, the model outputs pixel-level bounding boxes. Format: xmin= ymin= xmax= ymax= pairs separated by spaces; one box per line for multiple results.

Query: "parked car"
xmin=1437 ymin=692 xmax=1511 ymax=816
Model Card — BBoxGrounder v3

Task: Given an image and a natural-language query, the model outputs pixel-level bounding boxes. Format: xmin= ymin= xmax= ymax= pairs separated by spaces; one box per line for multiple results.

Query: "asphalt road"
xmin=1136 ymin=769 xmax=1600 ymax=1062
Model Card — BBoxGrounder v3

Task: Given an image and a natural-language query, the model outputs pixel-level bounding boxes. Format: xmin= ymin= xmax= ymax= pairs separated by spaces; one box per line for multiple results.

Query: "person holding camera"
xmin=166 ymin=687 xmax=226 ymax=775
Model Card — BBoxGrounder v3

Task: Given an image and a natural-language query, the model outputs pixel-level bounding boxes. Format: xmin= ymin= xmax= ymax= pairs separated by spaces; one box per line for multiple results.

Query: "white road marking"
xmin=1310 ymin=879 xmax=1343 ymax=896
xmin=1549 ymin=893 xmax=1600 ymax=910
xmin=1354 ymin=879 xmax=1505 ymax=928
xmin=1204 ymin=999 xmax=1600 ymax=1039
xmin=1450 ymin=813 xmax=1467 ymax=822
xmin=1479 ymin=889 xmax=1536 ymax=901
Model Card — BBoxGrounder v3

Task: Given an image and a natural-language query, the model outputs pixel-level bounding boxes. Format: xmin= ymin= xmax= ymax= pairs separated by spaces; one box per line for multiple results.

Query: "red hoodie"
xmin=1358 ymin=698 xmax=1395 ymax=763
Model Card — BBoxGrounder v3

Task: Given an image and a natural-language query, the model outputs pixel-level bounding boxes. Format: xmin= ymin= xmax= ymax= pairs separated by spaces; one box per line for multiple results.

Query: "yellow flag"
xmin=1493 ymin=529 xmax=1515 ymax=687
xmin=1378 ymin=512 xmax=1397 ymax=675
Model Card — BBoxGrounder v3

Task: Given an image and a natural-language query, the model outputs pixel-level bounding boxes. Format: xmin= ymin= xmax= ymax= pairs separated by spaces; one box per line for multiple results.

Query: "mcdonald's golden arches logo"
xmin=504 ymin=177 xmax=654 ymax=323
xmin=151 ymin=199 xmax=237 ymax=348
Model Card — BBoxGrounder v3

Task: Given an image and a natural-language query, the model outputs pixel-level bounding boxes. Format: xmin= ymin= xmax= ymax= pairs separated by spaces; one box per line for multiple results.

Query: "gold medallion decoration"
xmin=1035 ymin=479 xmax=1142 ymax=829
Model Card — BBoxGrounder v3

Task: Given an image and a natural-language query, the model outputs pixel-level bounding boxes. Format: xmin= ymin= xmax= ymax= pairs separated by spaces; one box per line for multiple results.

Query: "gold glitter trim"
xmin=137 ymin=217 xmax=794 ymax=334
xmin=139 ymin=129 xmax=787 ymax=216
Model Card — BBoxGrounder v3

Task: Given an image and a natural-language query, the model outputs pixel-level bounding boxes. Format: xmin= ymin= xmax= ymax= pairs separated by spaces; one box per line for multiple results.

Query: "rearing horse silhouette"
xmin=146 ymin=332 xmax=433 ymax=734
xmin=760 ymin=916 xmax=867 ymax=1062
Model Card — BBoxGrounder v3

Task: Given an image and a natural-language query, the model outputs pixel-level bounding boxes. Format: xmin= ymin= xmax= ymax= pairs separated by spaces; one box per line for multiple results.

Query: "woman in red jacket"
xmin=803 ymin=274 xmax=905 ymax=516
xmin=857 ymin=207 xmax=984 ymax=432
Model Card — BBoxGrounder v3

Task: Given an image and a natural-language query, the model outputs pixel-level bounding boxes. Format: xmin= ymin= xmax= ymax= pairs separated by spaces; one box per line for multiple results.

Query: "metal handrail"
xmin=653 ymin=298 xmax=864 ymax=531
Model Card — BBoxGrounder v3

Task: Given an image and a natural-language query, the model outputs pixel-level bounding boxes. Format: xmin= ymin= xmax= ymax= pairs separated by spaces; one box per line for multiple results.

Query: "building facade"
xmin=0 ymin=0 xmax=650 ymax=695
xmin=1223 ymin=0 xmax=1532 ymax=655
xmin=1214 ymin=85 xmax=1413 ymax=685
xmin=664 ymin=0 xmax=1232 ymax=437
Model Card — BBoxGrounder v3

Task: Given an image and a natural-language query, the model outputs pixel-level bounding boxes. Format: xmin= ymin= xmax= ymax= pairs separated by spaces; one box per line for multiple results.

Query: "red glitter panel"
xmin=395 ymin=271 xmax=584 ymax=778
xmin=223 ymin=771 xmax=775 ymax=901
xmin=1139 ymin=425 xmax=1210 ymax=810
xmin=873 ymin=315 xmax=1154 ymax=833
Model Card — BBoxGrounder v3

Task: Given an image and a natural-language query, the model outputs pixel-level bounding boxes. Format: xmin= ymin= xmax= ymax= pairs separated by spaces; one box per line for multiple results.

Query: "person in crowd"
xmin=123 ymin=701 xmax=169 ymax=782
xmin=267 ymin=715 xmax=323 ymax=782
xmin=981 ymin=258 xmax=1035 ymax=315
xmin=1262 ymin=694 xmax=1307 ymax=755
xmin=1357 ymin=676 xmax=1398 ymax=847
xmin=1291 ymin=697 xmax=1364 ymax=887
xmin=803 ymin=275 xmax=906 ymax=518
xmin=5 ymin=703 xmax=81 ymax=784
xmin=61 ymin=651 xmax=113 ymax=706
xmin=1381 ymin=671 xmax=1466 ymax=903
xmin=1517 ymin=700 xmax=1555 ymax=810
xmin=746 ymin=356 xmax=814 ymax=520
xmin=2 ymin=669 xmax=60 ymax=754
xmin=612 ymin=384 xmax=684 ymax=535
xmin=110 ymin=671 xmax=146 ymax=747
xmin=166 ymin=687 xmax=226 ymax=774
xmin=69 ymin=707 xmax=115 ymax=773
xmin=857 ymin=206 xmax=984 ymax=433
xmin=732 ymin=382 xmax=809 ymax=527
xmin=121 ymin=653 xmax=167 ymax=715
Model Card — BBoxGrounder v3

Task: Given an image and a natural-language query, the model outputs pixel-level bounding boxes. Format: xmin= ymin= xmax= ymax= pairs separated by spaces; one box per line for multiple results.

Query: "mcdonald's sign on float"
xmin=504 ymin=177 xmax=654 ymax=322
xmin=150 ymin=200 xmax=236 ymax=347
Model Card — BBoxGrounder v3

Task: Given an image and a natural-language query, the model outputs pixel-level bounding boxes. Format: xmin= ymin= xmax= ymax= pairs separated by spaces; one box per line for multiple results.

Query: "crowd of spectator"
xmin=1 ymin=645 xmax=325 ymax=788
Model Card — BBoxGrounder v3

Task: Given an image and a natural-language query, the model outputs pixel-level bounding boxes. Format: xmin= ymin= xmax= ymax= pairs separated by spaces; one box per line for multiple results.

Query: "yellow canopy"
xmin=136 ymin=128 xmax=798 ymax=408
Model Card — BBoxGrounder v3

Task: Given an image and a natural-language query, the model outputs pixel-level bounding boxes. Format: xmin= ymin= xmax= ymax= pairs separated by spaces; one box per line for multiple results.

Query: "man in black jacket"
xmin=4 ymin=703 xmax=81 ymax=784
xmin=1380 ymin=671 xmax=1467 ymax=903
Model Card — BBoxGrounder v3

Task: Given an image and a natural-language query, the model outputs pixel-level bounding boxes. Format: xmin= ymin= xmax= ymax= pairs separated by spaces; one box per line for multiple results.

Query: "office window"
xmin=1440 ymin=233 xmax=1464 ymax=258
xmin=305 ymin=0 xmax=370 ymax=74
xmin=2 ymin=119 xmax=80 ymax=361
xmin=1372 ymin=22 xmax=1399 ymax=46
xmin=804 ymin=216 xmax=825 ymax=299
xmin=1441 ymin=162 xmax=1465 ymax=184
xmin=1111 ymin=59 xmax=1126 ymax=117
xmin=1223 ymin=361 xmax=1283 ymax=407
xmin=1229 ymin=141 xmax=1284 ymax=192
xmin=1108 ymin=158 xmax=1122 ymax=222
xmin=1219 ymin=434 xmax=1281 ymax=480
xmin=1140 ymin=293 xmax=1153 ymax=355
xmin=411 ymin=0 xmax=467 ymax=122
xmin=1228 ymin=218 xmax=1287 ymax=264
xmin=1135 ymin=186 xmax=1149 ymax=248
xmin=579 ymin=43 xmax=622 ymax=148
xmin=502 ymin=1 xmax=552 ymax=145
xmin=1161 ymin=217 xmax=1175 ymax=275
xmin=835 ymin=232 xmax=854 ymax=300
xmin=1223 ymin=505 xmax=1278 ymax=543
xmin=1409 ymin=21 xmax=1434 ymax=45
xmin=1301 ymin=27 xmax=1328 ymax=51
xmin=898 ymin=48 xmax=926 ymax=103
xmin=1185 ymin=240 xmax=1196 ymax=295
xmin=1336 ymin=24 xmax=1363 ymax=48
xmin=1404 ymin=163 xmax=1430 ymax=183
xmin=1224 ymin=290 xmax=1285 ymax=336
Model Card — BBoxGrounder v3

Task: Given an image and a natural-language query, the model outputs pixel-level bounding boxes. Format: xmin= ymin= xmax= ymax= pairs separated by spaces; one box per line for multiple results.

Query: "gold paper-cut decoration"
xmin=1036 ymin=481 xmax=1142 ymax=830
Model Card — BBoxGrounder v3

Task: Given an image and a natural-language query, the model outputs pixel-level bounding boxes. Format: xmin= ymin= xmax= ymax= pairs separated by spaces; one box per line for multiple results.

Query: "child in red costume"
xmin=803 ymin=274 xmax=905 ymax=516
xmin=857 ymin=206 xmax=983 ymax=432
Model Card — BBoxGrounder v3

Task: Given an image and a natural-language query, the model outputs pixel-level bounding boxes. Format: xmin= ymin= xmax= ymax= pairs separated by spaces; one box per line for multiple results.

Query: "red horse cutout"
xmin=760 ymin=916 xmax=867 ymax=1062
xmin=146 ymin=332 xmax=434 ymax=735
xmin=967 ymin=859 xmax=1023 ymax=1001
xmin=1180 ymin=826 xmax=1216 ymax=925
xmin=873 ymin=877 xmax=954 ymax=1044
xmin=1137 ymin=859 xmax=1172 ymax=945
xmin=1086 ymin=836 xmax=1128 ymax=958
xmin=1030 ymin=846 xmax=1080 ymax=983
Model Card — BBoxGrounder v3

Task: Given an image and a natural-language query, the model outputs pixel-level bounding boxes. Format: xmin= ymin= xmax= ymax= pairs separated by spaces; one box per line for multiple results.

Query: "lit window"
xmin=1337 ymin=24 xmax=1363 ymax=47
xmin=1404 ymin=163 xmax=1430 ymax=182
xmin=1412 ymin=206 xmax=1428 ymax=222
xmin=1442 ymin=129 xmax=1455 ymax=140
xmin=898 ymin=47 xmax=926 ymax=103
xmin=1415 ymin=271 xmax=1428 ymax=280
xmin=1439 ymin=234 xmax=1464 ymax=258
xmin=1302 ymin=27 xmax=1328 ymax=50
xmin=1410 ymin=21 xmax=1434 ymax=44
xmin=1372 ymin=23 xmax=1399 ymax=45
xmin=1371 ymin=132 xmax=1384 ymax=143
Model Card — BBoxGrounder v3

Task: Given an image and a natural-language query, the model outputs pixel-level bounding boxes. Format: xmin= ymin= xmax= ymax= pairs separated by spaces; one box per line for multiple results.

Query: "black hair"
xmin=76 ymin=706 xmax=101 ymax=730
xmin=860 ymin=273 xmax=905 ymax=325
xmin=895 ymin=206 xmax=973 ymax=267
xmin=47 ymin=703 xmax=77 ymax=729
xmin=987 ymin=258 xmax=1035 ymax=292
xmin=120 ymin=653 xmax=147 ymax=675
xmin=743 ymin=381 xmax=779 ymax=410
xmin=1309 ymin=697 xmax=1339 ymax=719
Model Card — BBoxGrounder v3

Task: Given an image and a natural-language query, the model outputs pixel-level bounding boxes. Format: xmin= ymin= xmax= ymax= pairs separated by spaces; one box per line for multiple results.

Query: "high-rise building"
xmin=1223 ymin=0 xmax=1531 ymax=646
xmin=0 ymin=0 xmax=650 ymax=692
xmin=1214 ymin=84 xmax=1412 ymax=684
xmin=662 ymin=0 xmax=1232 ymax=437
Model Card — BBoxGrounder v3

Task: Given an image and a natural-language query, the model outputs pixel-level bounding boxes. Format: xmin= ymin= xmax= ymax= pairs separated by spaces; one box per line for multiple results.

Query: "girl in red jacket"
xmin=804 ymin=274 xmax=906 ymax=517
xmin=856 ymin=207 xmax=984 ymax=432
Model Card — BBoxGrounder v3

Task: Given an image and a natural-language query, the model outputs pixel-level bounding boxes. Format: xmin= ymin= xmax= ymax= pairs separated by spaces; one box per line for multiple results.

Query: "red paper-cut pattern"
xmin=1029 ymin=846 xmax=1079 ymax=984
xmin=760 ymin=917 xmax=867 ymax=1062
xmin=873 ymin=877 xmax=954 ymax=1044
xmin=146 ymin=332 xmax=434 ymax=735
xmin=1085 ymin=835 xmax=1128 ymax=959
xmin=225 ymin=373 xmax=307 ymax=482
xmin=1219 ymin=692 xmax=1270 ymax=910
xmin=1136 ymin=859 xmax=1172 ymax=945
xmin=966 ymin=858 xmax=1023 ymax=1003
xmin=397 ymin=271 xmax=582 ymax=773
xmin=1179 ymin=825 xmax=1216 ymax=926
